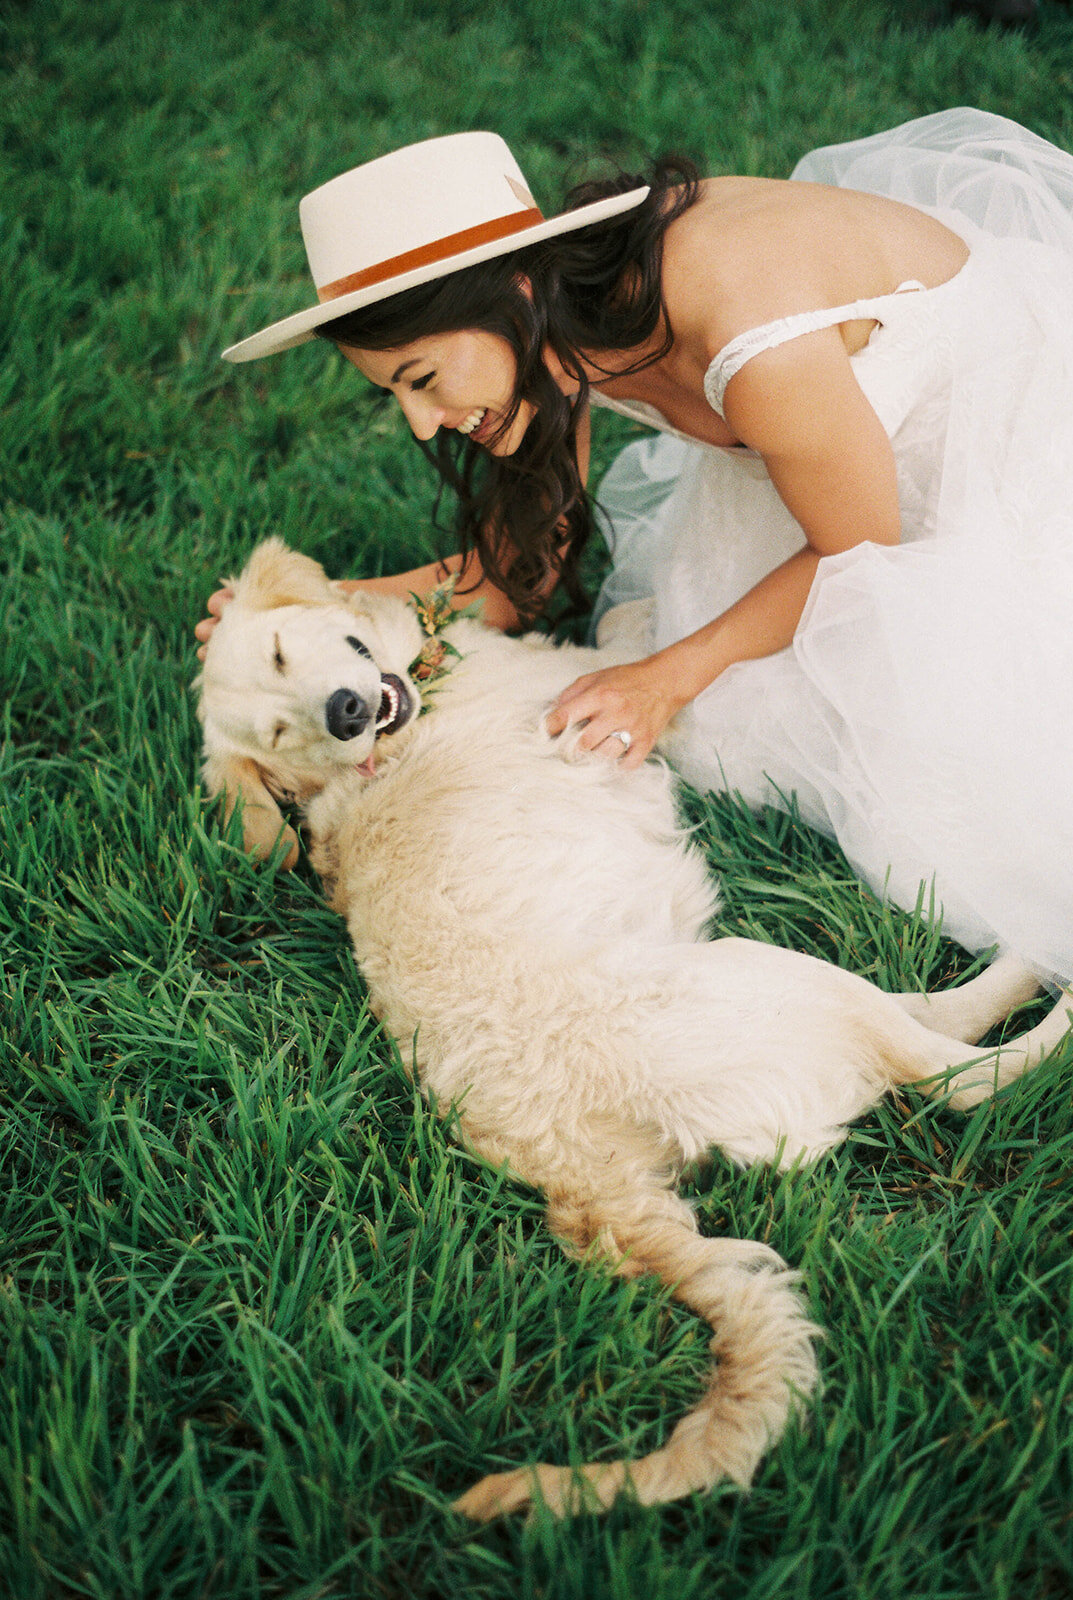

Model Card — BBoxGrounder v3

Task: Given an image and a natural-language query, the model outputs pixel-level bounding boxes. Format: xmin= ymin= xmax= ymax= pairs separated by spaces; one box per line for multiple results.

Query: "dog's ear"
xmin=203 ymin=751 xmax=300 ymax=869
xmin=232 ymin=539 xmax=335 ymax=612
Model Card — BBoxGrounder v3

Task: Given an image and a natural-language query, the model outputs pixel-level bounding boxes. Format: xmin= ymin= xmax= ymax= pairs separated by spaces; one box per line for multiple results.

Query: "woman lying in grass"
xmin=201 ymin=110 xmax=1073 ymax=986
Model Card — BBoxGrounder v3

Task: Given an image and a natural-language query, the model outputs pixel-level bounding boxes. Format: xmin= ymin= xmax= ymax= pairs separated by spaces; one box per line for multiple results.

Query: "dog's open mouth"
xmin=375 ymin=673 xmax=411 ymax=738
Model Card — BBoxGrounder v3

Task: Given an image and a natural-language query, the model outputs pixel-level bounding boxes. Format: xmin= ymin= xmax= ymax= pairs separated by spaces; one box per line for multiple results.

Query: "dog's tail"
xmin=452 ymin=1187 xmax=820 ymax=1519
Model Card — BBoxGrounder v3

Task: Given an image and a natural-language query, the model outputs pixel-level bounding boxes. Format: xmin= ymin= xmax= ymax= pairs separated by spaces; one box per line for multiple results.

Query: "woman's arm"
xmin=546 ymin=330 xmax=901 ymax=766
xmin=341 ymin=403 xmax=595 ymax=624
xmin=196 ymin=407 xmax=592 ymax=652
xmin=334 ymin=551 xmax=522 ymax=630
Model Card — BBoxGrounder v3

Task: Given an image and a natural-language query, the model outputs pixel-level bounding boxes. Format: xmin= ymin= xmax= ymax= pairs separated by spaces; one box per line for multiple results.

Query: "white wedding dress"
xmin=590 ymin=109 xmax=1073 ymax=985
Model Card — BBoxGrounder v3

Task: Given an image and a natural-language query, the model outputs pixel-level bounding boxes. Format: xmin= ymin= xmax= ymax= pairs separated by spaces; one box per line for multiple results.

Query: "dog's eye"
xmin=271 ymin=721 xmax=288 ymax=748
xmin=272 ymin=635 xmax=286 ymax=674
xmin=346 ymin=635 xmax=374 ymax=661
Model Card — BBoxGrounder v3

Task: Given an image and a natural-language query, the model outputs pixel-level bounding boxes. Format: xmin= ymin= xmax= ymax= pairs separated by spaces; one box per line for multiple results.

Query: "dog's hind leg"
xmin=895 ymin=983 xmax=1072 ymax=1109
xmin=889 ymin=953 xmax=1042 ymax=1043
xmin=452 ymin=1165 xmax=820 ymax=1520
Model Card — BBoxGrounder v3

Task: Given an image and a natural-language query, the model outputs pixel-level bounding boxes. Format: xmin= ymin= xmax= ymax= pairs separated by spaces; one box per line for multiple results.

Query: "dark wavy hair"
xmin=316 ymin=156 xmax=701 ymax=623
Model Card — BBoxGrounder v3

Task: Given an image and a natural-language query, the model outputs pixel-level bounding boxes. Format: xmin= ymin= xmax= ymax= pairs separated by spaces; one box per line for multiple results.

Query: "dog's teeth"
xmin=376 ymin=680 xmax=400 ymax=731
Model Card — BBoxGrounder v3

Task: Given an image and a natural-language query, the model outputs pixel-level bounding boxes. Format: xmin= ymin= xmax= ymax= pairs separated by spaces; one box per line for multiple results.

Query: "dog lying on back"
xmin=197 ymin=539 xmax=1069 ymax=1518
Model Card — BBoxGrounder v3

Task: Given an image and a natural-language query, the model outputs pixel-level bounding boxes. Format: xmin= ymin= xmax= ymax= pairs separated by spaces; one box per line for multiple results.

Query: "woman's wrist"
xmin=647 ymin=628 xmax=733 ymax=709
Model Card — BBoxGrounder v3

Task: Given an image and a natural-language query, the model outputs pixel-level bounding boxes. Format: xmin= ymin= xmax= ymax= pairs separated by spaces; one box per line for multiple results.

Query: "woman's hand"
xmin=544 ymin=654 xmax=688 ymax=770
xmin=194 ymin=585 xmax=234 ymax=661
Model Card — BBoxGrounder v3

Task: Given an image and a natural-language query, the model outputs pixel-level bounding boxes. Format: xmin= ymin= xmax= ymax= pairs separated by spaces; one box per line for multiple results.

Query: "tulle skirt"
xmin=592 ymin=110 xmax=1073 ymax=984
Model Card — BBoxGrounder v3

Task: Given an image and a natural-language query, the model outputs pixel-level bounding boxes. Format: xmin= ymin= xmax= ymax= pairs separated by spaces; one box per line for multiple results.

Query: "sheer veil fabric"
xmin=590 ymin=110 xmax=1073 ymax=984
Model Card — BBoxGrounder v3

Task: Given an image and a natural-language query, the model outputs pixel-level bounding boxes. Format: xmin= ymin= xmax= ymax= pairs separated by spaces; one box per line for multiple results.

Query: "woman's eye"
xmin=410 ymin=373 xmax=434 ymax=391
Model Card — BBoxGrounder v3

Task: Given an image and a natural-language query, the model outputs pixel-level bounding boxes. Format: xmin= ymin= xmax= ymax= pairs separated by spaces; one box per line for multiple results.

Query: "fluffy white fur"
xmin=197 ymin=539 xmax=1070 ymax=1519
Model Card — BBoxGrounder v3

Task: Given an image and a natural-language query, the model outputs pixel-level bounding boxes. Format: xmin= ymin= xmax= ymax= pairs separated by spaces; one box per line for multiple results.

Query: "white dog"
xmin=197 ymin=539 xmax=1069 ymax=1519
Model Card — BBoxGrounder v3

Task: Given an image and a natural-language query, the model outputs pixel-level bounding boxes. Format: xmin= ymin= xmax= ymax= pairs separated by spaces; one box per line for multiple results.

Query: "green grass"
xmin=3 ymin=1 xmax=1073 ymax=1595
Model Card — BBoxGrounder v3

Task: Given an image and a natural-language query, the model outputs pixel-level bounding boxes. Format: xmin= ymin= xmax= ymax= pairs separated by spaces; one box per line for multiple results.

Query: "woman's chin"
xmin=480 ymin=407 xmax=532 ymax=456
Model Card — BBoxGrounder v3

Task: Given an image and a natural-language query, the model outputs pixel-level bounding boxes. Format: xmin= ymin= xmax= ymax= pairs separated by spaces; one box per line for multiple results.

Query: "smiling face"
xmin=340 ymin=329 xmax=539 ymax=455
xmin=197 ymin=541 xmax=431 ymax=866
xmin=198 ymin=541 xmax=427 ymax=813
xmin=202 ymin=602 xmax=414 ymax=776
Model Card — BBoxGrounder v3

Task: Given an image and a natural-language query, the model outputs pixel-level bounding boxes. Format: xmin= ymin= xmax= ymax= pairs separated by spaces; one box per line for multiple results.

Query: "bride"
xmin=204 ymin=108 xmax=1073 ymax=985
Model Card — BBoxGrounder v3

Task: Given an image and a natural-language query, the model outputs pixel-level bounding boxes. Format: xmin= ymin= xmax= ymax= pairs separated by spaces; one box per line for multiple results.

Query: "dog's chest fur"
xmin=312 ymin=627 xmax=715 ymax=946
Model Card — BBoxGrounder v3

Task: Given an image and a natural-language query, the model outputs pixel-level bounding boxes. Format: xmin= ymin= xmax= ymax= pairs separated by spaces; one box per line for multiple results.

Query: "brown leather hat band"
xmin=316 ymin=207 xmax=544 ymax=303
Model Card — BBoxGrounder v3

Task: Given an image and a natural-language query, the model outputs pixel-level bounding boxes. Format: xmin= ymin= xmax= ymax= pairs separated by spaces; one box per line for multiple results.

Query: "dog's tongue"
xmin=356 ymin=753 xmax=377 ymax=778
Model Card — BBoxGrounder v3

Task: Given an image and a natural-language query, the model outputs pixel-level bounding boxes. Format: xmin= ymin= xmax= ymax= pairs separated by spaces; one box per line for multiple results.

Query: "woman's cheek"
xmin=494 ymin=402 xmax=535 ymax=455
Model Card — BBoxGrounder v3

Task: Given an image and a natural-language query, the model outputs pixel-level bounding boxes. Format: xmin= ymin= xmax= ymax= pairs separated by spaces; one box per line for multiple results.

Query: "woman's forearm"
xmin=650 ymin=546 xmax=823 ymax=703
xmin=340 ymin=408 xmax=591 ymax=633
xmin=336 ymin=551 xmax=522 ymax=630
xmin=547 ymin=546 xmax=825 ymax=767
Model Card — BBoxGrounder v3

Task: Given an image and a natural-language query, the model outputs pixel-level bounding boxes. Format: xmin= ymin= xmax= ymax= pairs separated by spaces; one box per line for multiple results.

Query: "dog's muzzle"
xmin=324 ymin=675 xmax=413 ymax=742
xmin=325 ymin=687 xmax=373 ymax=741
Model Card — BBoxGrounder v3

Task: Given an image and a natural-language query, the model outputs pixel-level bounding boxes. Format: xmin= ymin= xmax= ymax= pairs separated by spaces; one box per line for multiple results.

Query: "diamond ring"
xmin=609 ymin=730 xmax=632 ymax=752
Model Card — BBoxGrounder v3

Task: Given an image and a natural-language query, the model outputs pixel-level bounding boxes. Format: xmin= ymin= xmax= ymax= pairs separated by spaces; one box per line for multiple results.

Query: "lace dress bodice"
xmin=592 ymin=275 xmax=943 ymax=437
xmin=701 ymin=279 xmax=927 ymax=418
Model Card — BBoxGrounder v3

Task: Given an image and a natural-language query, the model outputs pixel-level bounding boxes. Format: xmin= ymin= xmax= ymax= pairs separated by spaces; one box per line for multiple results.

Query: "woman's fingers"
xmin=543 ymin=674 xmax=597 ymax=730
xmin=194 ymin=584 xmax=235 ymax=656
xmin=545 ymin=659 xmax=679 ymax=768
xmin=597 ymin=727 xmax=649 ymax=768
xmin=545 ymin=683 xmax=613 ymax=741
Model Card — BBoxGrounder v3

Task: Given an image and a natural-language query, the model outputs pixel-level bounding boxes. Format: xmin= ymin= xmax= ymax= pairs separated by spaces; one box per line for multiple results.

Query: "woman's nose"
xmin=398 ymin=391 xmax=445 ymax=442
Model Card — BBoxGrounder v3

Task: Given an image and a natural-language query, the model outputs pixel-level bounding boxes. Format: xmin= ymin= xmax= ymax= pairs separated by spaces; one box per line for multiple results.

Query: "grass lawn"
xmin=2 ymin=1 xmax=1073 ymax=1595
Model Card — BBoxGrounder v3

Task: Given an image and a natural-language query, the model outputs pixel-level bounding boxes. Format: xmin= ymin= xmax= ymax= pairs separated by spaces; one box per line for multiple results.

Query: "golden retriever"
xmin=196 ymin=539 xmax=1069 ymax=1518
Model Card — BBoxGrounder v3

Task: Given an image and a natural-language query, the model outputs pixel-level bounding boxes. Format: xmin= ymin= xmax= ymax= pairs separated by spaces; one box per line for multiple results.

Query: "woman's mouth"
xmin=456 ymin=407 xmax=487 ymax=437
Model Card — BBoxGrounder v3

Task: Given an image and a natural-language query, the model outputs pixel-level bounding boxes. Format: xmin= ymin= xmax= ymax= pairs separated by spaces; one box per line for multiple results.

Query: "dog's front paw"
xmin=242 ymin=806 xmax=300 ymax=869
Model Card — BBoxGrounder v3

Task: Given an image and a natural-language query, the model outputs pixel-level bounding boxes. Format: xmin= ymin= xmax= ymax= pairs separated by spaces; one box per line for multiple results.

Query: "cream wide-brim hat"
xmin=221 ymin=132 xmax=650 ymax=363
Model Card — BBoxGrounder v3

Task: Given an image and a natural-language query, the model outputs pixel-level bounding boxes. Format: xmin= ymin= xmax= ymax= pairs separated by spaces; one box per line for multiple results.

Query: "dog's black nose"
xmin=325 ymin=688 xmax=372 ymax=741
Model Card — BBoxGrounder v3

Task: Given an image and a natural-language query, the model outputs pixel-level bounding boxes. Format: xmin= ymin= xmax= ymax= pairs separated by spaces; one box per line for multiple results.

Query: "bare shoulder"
xmin=660 ymin=175 xmax=969 ymax=365
xmin=659 ymin=179 xmax=804 ymax=356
